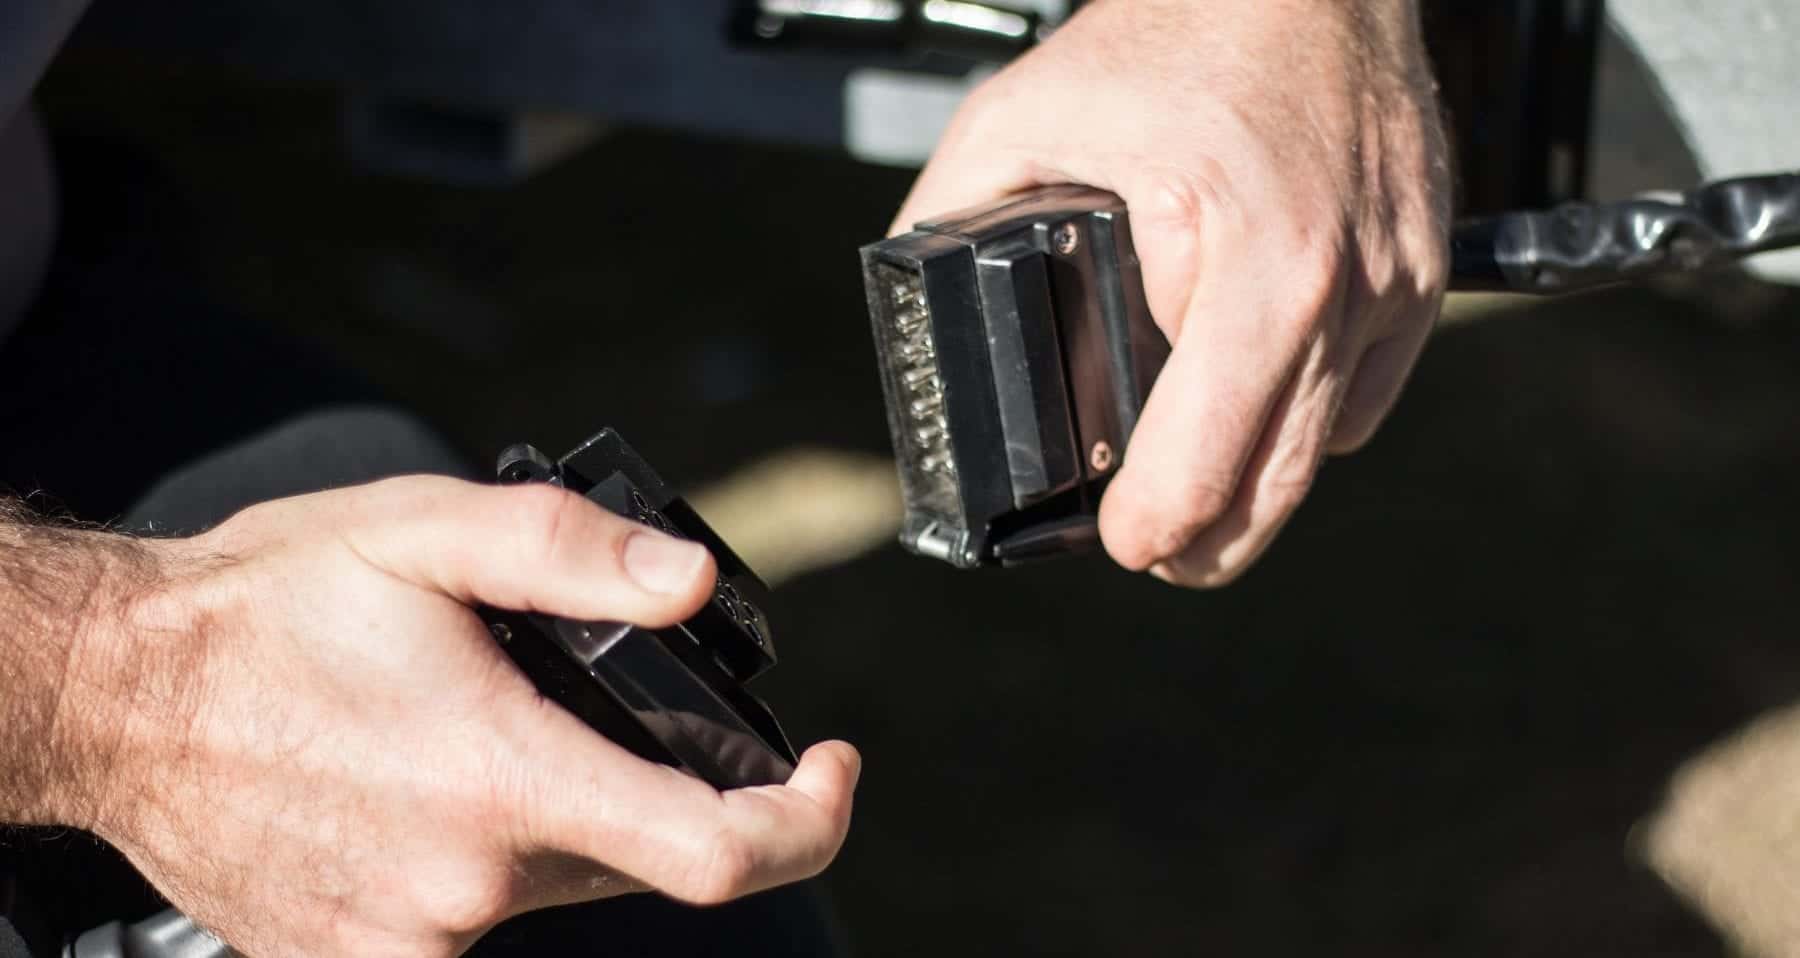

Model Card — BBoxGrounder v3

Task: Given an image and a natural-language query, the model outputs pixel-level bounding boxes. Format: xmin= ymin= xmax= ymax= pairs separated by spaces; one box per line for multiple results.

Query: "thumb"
xmin=342 ymin=476 xmax=717 ymax=627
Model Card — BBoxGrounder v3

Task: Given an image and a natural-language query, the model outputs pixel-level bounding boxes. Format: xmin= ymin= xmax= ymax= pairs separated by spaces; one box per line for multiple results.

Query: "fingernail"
xmin=623 ymin=532 xmax=709 ymax=595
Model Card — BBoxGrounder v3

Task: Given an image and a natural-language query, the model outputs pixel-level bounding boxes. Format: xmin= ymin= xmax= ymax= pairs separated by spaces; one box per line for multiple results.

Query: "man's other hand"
xmin=66 ymin=477 xmax=858 ymax=956
xmin=893 ymin=0 xmax=1451 ymax=586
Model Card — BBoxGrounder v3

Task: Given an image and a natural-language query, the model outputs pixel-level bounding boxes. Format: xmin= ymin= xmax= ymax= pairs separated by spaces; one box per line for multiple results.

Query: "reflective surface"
xmin=488 ymin=432 xmax=798 ymax=790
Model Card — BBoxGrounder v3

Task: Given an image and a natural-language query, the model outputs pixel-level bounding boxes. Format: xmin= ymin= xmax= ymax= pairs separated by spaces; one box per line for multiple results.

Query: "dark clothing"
xmin=0 ymin=0 xmax=85 ymax=344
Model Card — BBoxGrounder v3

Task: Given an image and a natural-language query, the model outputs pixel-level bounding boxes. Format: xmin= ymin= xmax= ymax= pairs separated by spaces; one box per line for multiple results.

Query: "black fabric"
xmin=0 ymin=876 xmax=46 ymax=958
xmin=0 ymin=119 xmax=398 ymax=521
xmin=0 ymin=238 xmax=385 ymax=522
xmin=121 ymin=405 xmax=473 ymax=533
xmin=469 ymin=887 xmax=844 ymax=958
xmin=0 ymin=0 xmax=88 ymax=121
xmin=0 ymin=921 xmax=31 ymax=958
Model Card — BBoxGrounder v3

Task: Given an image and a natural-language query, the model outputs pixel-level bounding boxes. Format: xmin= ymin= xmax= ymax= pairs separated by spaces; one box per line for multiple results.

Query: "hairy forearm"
xmin=0 ymin=500 xmax=157 ymax=830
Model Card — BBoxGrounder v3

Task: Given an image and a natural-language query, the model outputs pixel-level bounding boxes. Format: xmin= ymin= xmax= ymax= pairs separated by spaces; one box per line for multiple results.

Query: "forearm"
xmin=0 ymin=499 xmax=157 ymax=831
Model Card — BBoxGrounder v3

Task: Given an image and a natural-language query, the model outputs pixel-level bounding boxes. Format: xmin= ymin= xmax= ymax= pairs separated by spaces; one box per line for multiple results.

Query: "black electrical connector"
xmin=866 ymin=173 xmax=1800 ymax=568
xmin=862 ymin=185 xmax=1169 ymax=568
xmin=481 ymin=429 xmax=798 ymax=790
xmin=730 ymin=0 xmax=1050 ymax=62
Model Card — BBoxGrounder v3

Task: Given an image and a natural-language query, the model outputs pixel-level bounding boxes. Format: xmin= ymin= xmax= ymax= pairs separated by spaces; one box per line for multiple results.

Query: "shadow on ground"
xmin=37 ymin=57 xmax=1800 ymax=956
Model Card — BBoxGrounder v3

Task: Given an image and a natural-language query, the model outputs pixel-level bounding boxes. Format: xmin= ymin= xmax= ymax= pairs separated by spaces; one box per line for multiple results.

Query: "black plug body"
xmin=862 ymin=185 xmax=1170 ymax=568
xmin=482 ymin=429 xmax=797 ymax=789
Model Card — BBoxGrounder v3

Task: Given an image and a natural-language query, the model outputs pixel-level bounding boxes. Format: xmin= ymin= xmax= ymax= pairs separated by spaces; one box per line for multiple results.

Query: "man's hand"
xmin=12 ymin=478 xmax=858 ymax=956
xmin=894 ymin=0 xmax=1451 ymax=586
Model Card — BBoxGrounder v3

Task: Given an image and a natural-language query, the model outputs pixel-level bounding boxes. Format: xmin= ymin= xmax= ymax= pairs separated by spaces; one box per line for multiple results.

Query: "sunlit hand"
xmin=56 ymin=477 xmax=857 ymax=956
xmin=895 ymin=0 xmax=1451 ymax=586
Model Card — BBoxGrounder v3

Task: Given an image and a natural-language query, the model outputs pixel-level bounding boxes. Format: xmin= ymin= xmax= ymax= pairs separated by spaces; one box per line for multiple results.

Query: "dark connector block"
xmin=862 ymin=185 xmax=1170 ymax=568
xmin=483 ymin=429 xmax=797 ymax=790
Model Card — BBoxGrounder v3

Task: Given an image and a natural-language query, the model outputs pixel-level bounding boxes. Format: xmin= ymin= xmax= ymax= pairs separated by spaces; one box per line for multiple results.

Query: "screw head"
xmin=1090 ymin=441 xmax=1115 ymax=472
xmin=1054 ymin=222 xmax=1080 ymax=255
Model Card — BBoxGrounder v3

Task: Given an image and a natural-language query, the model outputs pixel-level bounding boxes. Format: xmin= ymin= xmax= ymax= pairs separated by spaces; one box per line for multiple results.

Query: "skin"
xmin=0 ymin=479 xmax=859 ymax=956
xmin=894 ymin=0 xmax=1452 ymax=587
xmin=0 ymin=1 xmax=1444 ymax=951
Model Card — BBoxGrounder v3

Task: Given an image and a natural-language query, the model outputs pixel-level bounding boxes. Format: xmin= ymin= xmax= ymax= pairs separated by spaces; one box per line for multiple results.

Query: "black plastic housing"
xmin=482 ymin=429 xmax=798 ymax=789
xmin=730 ymin=0 xmax=1046 ymax=62
xmin=862 ymin=185 xmax=1170 ymax=568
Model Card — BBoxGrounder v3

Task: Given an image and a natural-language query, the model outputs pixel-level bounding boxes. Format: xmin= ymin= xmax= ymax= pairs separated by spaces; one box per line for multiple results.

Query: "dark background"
xmin=23 ymin=18 xmax=1800 ymax=956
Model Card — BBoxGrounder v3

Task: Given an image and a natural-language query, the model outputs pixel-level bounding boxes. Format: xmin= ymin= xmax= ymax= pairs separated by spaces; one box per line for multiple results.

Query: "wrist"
xmin=0 ymin=511 xmax=170 ymax=833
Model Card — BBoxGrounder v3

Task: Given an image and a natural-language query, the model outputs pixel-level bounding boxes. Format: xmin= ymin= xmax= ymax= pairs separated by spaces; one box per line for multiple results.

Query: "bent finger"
xmin=1151 ymin=327 xmax=1350 ymax=587
xmin=1327 ymin=310 xmax=1435 ymax=455
xmin=1097 ymin=247 xmax=1339 ymax=572
xmin=515 ymin=701 xmax=860 ymax=905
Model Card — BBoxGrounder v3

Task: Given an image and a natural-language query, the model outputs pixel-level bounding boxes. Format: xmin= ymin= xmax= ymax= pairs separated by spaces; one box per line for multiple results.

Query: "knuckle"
xmin=1264 ymin=464 xmax=1317 ymax=516
xmin=207 ymin=496 xmax=296 ymax=547
xmin=415 ymin=863 xmax=513 ymax=935
xmin=366 ymin=473 xmax=461 ymax=517
xmin=1371 ymin=231 xmax=1449 ymax=310
xmin=1360 ymin=244 xmax=1402 ymax=300
xmin=507 ymin=484 xmax=588 ymax=567
xmin=1145 ymin=478 xmax=1234 ymax=562
xmin=1290 ymin=251 xmax=1346 ymax=321
xmin=683 ymin=829 xmax=758 ymax=905
xmin=225 ymin=497 xmax=282 ymax=527
xmin=1139 ymin=160 xmax=1232 ymax=233
xmin=1413 ymin=243 xmax=1451 ymax=300
xmin=790 ymin=833 xmax=837 ymax=883
xmin=1262 ymin=416 xmax=1329 ymax=511
xmin=1179 ymin=479 xmax=1235 ymax=535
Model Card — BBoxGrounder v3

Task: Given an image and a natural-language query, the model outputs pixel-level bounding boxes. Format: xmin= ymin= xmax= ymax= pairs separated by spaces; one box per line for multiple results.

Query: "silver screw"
xmin=488 ymin=623 xmax=513 ymax=644
xmin=1090 ymin=441 xmax=1115 ymax=472
xmin=1054 ymin=222 xmax=1080 ymax=255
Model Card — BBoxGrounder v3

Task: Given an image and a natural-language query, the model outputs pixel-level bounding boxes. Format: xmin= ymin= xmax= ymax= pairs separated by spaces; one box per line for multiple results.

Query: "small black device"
xmin=862 ymin=185 xmax=1169 ymax=568
xmin=481 ymin=429 xmax=798 ymax=790
xmin=730 ymin=0 xmax=1049 ymax=62
xmin=865 ymin=175 xmax=1800 ymax=568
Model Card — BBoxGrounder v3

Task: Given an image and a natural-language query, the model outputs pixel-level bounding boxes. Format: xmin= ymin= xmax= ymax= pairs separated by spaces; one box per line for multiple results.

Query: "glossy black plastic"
xmin=729 ymin=0 xmax=1047 ymax=62
xmin=862 ymin=185 xmax=1169 ymax=568
xmin=483 ymin=429 xmax=797 ymax=790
